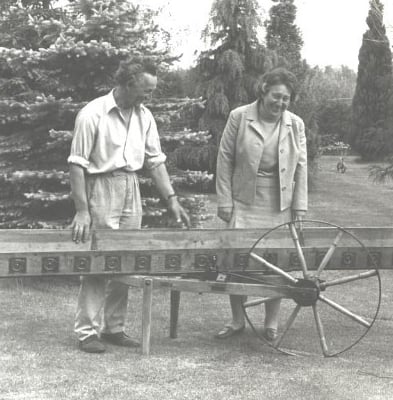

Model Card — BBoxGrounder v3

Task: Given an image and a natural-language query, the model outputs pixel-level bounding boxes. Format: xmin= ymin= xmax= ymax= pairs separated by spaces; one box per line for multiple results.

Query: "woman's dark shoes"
xmin=263 ymin=328 xmax=278 ymax=342
xmin=101 ymin=332 xmax=140 ymax=347
xmin=214 ymin=325 xmax=245 ymax=339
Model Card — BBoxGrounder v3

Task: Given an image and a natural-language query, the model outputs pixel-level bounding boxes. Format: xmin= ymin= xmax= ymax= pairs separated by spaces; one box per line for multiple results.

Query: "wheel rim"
xmin=236 ymin=219 xmax=381 ymax=357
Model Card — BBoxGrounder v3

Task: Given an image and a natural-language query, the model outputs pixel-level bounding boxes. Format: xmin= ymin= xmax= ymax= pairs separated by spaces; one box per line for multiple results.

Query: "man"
xmin=68 ymin=57 xmax=190 ymax=353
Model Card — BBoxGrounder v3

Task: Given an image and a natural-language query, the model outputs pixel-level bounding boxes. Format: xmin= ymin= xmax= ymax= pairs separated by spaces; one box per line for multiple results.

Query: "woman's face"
xmin=261 ymin=84 xmax=291 ymax=120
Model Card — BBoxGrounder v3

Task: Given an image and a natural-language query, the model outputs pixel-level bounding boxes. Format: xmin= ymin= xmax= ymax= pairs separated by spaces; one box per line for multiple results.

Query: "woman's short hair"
xmin=258 ymin=67 xmax=298 ymax=102
xmin=114 ymin=56 xmax=158 ymax=86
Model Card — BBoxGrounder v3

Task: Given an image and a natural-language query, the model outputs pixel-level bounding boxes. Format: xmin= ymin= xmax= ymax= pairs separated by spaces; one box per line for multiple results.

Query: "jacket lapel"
xmin=279 ymin=111 xmax=292 ymax=142
xmin=246 ymin=100 xmax=265 ymax=140
xmin=247 ymin=102 xmax=293 ymax=142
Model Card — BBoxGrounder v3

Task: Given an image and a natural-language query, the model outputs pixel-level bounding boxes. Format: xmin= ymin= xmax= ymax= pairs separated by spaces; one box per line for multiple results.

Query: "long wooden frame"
xmin=1 ymin=227 xmax=393 ymax=277
xmin=0 ymin=227 xmax=389 ymax=355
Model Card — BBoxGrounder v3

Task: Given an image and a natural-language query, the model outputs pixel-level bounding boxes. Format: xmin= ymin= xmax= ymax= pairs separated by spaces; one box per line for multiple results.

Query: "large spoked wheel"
xmin=238 ymin=220 xmax=381 ymax=357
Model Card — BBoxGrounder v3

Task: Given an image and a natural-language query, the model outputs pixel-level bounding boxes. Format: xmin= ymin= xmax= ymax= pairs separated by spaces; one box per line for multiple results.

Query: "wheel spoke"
xmin=274 ymin=304 xmax=301 ymax=347
xmin=313 ymin=304 xmax=329 ymax=356
xmin=316 ymin=230 xmax=344 ymax=277
xmin=244 ymin=220 xmax=382 ymax=357
xmin=289 ymin=223 xmax=309 ymax=278
xmin=243 ymin=295 xmax=284 ymax=308
xmin=320 ymin=270 xmax=378 ymax=290
xmin=319 ymin=295 xmax=371 ymax=328
xmin=249 ymin=252 xmax=298 ymax=284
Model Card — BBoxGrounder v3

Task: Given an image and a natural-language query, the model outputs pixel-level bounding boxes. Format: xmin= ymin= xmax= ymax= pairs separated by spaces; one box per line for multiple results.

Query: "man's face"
xmin=125 ymin=72 xmax=157 ymax=108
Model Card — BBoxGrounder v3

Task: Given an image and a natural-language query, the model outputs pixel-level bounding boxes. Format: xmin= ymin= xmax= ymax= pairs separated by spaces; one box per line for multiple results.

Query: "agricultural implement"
xmin=0 ymin=220 xmax=388 ymax=357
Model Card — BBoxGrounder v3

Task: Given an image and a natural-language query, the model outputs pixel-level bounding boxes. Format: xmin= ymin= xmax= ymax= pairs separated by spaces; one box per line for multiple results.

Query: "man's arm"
xmin=148 ymin=163 xmax=190 ymax=227
xmin=69 ymin=163 xmax=91 ymax=242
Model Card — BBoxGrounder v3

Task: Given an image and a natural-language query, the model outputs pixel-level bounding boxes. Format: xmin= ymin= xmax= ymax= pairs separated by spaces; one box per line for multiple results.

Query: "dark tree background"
xmin=349 ymin=0 xmax=393 ymax=161
xmin=0 ymin=0 xmax=212 ymax=228
xmin=265 ymin=0 xmax=303 ymax=74
xmin=2 ymin=0 xmax=391 ymax=226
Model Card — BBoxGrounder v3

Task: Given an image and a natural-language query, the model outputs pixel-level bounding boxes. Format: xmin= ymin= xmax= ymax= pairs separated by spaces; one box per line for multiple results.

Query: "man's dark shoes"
xmin=101 ymin=332 xmax=140 ymax=348
xmin=214 ymin=325 xmax=245 ymax=339
xmin=79 ymin=335 xmax=106 ymax=353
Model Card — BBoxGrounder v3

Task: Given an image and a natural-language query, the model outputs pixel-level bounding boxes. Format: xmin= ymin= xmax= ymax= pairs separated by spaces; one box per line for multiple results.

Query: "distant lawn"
xmin=307 ymin=156 xmax=393 ymax=227
xmin=1 ymin=155 xmax=393 ymax=400
xmin=205 ymin=155 xmax=393 ymax=228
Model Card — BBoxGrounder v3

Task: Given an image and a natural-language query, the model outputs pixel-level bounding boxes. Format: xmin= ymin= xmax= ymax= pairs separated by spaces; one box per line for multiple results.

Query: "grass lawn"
xmin=1 ymin=155 xmax=393 ymax=400
xmin=205 ymin=155 xmax=393 ymax=228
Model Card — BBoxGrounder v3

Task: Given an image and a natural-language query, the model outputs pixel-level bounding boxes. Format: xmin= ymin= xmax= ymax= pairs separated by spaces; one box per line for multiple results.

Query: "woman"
xmin=215 ymin=67 xmax=307 ymax=340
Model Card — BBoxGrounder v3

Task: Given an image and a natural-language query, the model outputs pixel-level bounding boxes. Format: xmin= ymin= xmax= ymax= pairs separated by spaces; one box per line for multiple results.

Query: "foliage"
xmin=197 ymin=0 xmax=276 ymax=139
xmin=265 ymin=2 xmax=321 ymax=186
xmin=0 ymin=0 xmax=172 ymax=102
xmin=0 ymin=0 xmax=64 ymax=50
xmin=154 ymin=69 xmax=192 ymax=98
xmin=369 ymin=156 xmax=393 ymax=183
xmin=313 ymin=66 xmax=356 ymax=140
xmin=320 ymin=139 xmax=351 ymax=156
xmin=0 ymin=0 xmax=214 ymax=228
xmin=349 ymin=0 xmax=393 ymax=161
xmin=284 ymin=62 xmax=356 ymax=185
xmin=170 ymin=145 xmax=218 ymax=180
xmin=193 ymin=0 xmax=277 ymax=177
xmin=265 ymin=0 xmax=303 ymax=74
xmin=318 ymin=102 xmax=351 ymax=140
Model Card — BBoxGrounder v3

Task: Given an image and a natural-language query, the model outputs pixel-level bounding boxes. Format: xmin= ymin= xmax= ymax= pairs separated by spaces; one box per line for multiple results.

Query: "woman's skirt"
xmin=229 ymin=174 xmax=291 ymax=229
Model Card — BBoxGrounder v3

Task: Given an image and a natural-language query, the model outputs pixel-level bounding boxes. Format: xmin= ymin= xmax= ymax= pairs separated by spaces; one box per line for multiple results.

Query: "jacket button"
xmin=281 ymin=168 xmax=286 ymax=173
xmin=280 ymin=149 xmax=284 ymax=153
xmin=282 ymin=186 xmax=286 ymax=191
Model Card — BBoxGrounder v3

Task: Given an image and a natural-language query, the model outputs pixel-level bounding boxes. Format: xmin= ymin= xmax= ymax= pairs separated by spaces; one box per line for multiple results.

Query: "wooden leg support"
xmin=142 ymin=278 xmax=153 ymax=355
xmin=170 ymin=290 xmax=180 ymax=338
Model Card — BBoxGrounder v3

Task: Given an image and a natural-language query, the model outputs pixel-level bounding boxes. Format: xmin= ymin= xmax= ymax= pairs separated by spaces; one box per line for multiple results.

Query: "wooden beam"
xmin=169 ymin=291 xmax=181 ymax=339
xmin=142 ymin=278 xmax=153 ymax=355
xmin=116 ymin=276 xmax=314 ymax=298
xmin=0 ymin=227 xmax=392 ymax=278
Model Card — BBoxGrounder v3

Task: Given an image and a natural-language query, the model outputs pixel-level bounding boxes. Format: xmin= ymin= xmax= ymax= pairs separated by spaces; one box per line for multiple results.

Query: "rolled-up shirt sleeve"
xmin=67 ymin=111 xmax=96 ymax=169
xmin=143 ymin=113 xmax=167 ymax=170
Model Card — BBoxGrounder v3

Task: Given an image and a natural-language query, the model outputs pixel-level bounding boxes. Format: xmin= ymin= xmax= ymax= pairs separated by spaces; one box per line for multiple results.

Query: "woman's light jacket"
xmin=216 ymin=100 xmax=308 ymax=212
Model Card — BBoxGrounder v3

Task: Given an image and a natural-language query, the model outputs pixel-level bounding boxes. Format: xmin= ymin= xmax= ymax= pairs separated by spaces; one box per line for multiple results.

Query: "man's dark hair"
xmin=258 ymin=67 xmax=298 ymax=102
xmin=114 ymin=56 xmax=158 ymax=86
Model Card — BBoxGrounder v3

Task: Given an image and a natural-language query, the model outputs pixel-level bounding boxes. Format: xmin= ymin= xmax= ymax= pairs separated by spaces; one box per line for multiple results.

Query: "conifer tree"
xmin=194 ymin=0 xmax=275 ymax=174
xmin=265 ymin=0 xmax=320 ymax=183
xmin=197 ymin=0 xmax=277 ymax=136
xmin=0 ymin=0 xmax=212 ymax=228
xmin=265 ymin=0 xmax=303 ymax=74
xmin=350 ymin=0 xmax=393 ymax=160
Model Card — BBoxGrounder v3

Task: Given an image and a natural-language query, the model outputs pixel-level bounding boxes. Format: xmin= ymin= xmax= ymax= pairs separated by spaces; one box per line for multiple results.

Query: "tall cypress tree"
xmin=265 ymin=0 xmax=303 ymax=74
xmin=265 ymin=0 xmax=320 ymax=184
xmin=197 ymin=0 xmax=276 ymax=141
xmin=192 ymin=0 xmax=276 ymax=175
xmin=350 ymin=0 xmax=393 ymax=160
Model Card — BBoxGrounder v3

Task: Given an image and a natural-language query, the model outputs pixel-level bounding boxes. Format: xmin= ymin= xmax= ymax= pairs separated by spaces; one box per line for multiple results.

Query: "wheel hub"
xmin=292 ymin=278 xmax=320 ymax=306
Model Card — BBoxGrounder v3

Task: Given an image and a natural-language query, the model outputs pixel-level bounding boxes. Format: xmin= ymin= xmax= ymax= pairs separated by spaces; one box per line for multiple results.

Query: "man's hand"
xmin=69 ymin=164 xmax=91 ymax=243
xmin=167 ymin=196 xmax=190 ymax=227
xmin=70 ymin=210 xmax=91 ymax=243
xmin=217 ymin=207 xmax=233 ymax=223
